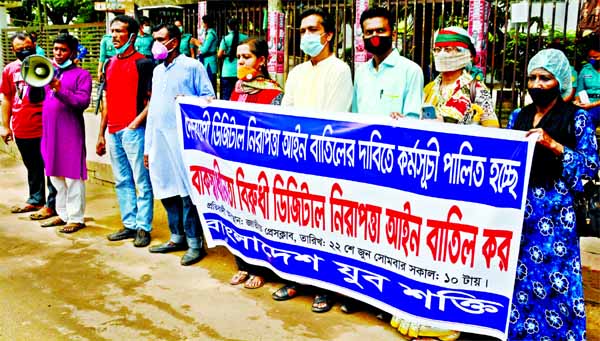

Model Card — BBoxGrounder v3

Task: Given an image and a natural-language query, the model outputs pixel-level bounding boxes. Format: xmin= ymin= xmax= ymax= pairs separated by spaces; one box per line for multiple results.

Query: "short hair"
xmin=139 ymin=16 xmax=151 ymax=26
xmin=300 ymin=7 xmax=335 ymax=34
xmin=589 ymin=34 xmax=600 ymax=52
xmin=299 ymin=8 xmax=335 ymax=51
xmin=54 ymin=33 xmax=79 ymax=54
xmin=360 ymin=7 xmax=395 ymax=31
xmin=10 ymin=32 xmax=31 ymax=46
xmin=111 ymin=15 xmax=139 ymax=36
xmin=152 ymin=23 xmax=182 ymax=42
xmin=202 ymin=15 xmax=214 ymax=28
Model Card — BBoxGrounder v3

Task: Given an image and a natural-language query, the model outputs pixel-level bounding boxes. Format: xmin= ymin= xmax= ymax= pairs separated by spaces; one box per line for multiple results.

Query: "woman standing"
xmin=507 ymin=48 xmax=598 ymax=339
xmin=194 ymin=15 xmax=219 ymax=94
xmin=423 ymin=27 xmax=499 ymax=127
xmin=229 ymin=38 xmax=282 ymax=289
xmin=218 ymin=18 xmax=248 ymax=100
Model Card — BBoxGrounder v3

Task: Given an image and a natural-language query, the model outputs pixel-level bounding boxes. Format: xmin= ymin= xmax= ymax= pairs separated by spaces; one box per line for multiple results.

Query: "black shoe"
xmin=133 ymin=229 xmax=151 ymax=247
xmin=340 ymin=299 xmax=364 ymax=314
xmin=107 ymin=228 xmax=137 ymax=241
xmin=149 ymin=241 xmax=188 ymax=253
xmin=180 ymin=248 xmax=206 ymax=266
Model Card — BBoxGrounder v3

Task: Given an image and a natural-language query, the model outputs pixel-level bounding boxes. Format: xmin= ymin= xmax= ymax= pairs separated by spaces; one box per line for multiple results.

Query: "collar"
xmin=369 ymin=48 xmax=401 ymax=70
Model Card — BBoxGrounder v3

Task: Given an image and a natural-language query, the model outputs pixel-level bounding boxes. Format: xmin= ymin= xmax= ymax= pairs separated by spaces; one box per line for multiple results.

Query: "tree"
xmin=8 ymin=0 xmax=99 ymax=26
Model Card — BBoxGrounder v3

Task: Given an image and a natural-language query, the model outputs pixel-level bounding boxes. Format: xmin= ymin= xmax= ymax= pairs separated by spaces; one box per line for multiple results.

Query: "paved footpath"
xmin=0 ymin=151 xmax=597 ymax=340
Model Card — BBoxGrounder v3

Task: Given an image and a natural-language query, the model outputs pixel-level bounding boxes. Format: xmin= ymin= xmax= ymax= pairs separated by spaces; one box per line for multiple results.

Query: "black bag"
xmin=574 ymin=176 xmax=600 ymax=237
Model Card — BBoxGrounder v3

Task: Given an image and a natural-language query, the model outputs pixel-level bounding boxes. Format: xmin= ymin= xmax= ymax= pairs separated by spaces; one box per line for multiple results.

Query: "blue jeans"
xmin=108 ymin=127 xmax=153 ymax=231
xmin=161 ymin=195 xmax=204 ymax=249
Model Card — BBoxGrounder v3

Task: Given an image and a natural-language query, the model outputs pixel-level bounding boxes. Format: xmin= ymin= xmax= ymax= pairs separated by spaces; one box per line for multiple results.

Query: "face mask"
xmin=151 ymin=39 xmax=175 ymax=60
xmin=529 ymin=86 xmax=561 ymax=107
xmin=55 ymin=59 xmax=72 ymax=69
xmin=115 ymin=34 xmax=134 ymax=54
xmin=589 ymin=59 xmax=599 ymax=69
xmin=178 ymin=26 xmax=183 ymax=32
xmin=300 ymin=33 xmax=326 ymax=57
xmin=142 ymin=26 xmax=151 ymax=35
xmin=364 ymin=35 xmax=393 ymax=55
xmin=16 ymin=48 xmax=36 ymax=61
xmin=237 ymin=65 xmax=260 ymax=80
xmin=434 ymin=50 xmax=471 ymax=72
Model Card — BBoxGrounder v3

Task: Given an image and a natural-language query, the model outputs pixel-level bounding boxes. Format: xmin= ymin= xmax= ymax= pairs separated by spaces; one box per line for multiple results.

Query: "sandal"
xmin=230 ymin=271 xmax=249 ymax=285
xmin=40 ymin=217 xmax=66 ymax=228
xmin=312 ymin=294 xmax=333 ymax=313
xmin=243 ymin=275 xmax=265 ymax=289
xmin=29 ymin=207 xmax=57 ymax=220
xmin=59 ymin=223 xmax=85 ymax=234
xmin=272 ymin=284 xmax=299 ymax=301
xmin=10 ymin=204 xmax=42 ymax=214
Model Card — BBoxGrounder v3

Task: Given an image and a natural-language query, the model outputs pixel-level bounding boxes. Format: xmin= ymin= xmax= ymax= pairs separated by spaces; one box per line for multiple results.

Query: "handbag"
xmin=574 ymin=175 xmax=600 ymax=237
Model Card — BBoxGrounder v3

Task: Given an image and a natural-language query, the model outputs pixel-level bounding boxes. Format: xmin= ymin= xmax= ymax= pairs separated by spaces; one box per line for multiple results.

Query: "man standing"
xmin=0 ymin=32 xmax=57 ymax=220
xmin=281 ymin=8 xmax=353 ymax=112
xmin=145 ymin=23 xmax=215 ymax=266
xmin=96 ymin=15 xmax=154 ymax=247
xmin=352 ymin=7 xmax=423 ymax=117
xmin=39 ymin=34 xmax=92 ymax=233
xmin=273 ymin=7 xmax=353 ymax=313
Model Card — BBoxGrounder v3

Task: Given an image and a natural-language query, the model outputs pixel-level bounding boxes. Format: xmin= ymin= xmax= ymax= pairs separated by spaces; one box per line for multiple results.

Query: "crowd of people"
xmin=0 ymin=6 xmax=598 ymax=340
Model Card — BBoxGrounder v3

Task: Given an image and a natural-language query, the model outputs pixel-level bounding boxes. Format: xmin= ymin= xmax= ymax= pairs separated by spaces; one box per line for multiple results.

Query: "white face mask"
xmin=433 ymin=50 xmax=471 ymax=72
xmin=142 ymin=26 xmax=151 ymax=35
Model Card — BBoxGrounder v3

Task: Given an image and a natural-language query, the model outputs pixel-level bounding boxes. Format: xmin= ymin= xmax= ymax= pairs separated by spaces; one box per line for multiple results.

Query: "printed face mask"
xmin=364 ymin=35 xmax=393 ymax=55
xmin=237 ymin=65 xmax=260 ymax=80
xmin=433 ymin=50 xmax=471 ymax=72
xmin=300 ymin=33 xmax=325 ymax=57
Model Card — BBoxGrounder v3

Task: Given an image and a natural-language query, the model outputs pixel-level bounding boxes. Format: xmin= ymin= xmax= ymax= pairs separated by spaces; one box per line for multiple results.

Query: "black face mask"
xmin=529 ymin=86 xmax=560 ymax=107
xmin=15 ymin=48 xmax=36 ymax=61
xmin=364 ymin=35 xmax=393 ymax=55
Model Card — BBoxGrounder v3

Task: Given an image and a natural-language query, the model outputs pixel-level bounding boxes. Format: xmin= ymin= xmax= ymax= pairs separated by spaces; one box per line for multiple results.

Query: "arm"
xmin=200 ymin=30 xmax=216 ymax=55
xmin=129 ymin=60 xmax=154 ymax=129
xmin=194 ymin=63 xmax=216 ymax=97
xmin=51 ymin=70 xmax=93 ymax=111
xmin=96 ymin=92 xmax=108 ymax=156
xmin=217 ymin=37 xmax=226 ymax=59
xmin=402 ymin=66 xmax=425 ymax=115
xmin=474 ymin=82 xmax=499 ymax=127
xmin=559 ymin=110 xmax=599 ymax=190
xmin=0 ymin=95 xmax=12 ymax=143
xmin=351 ymin=82 xmax=358 ymax=113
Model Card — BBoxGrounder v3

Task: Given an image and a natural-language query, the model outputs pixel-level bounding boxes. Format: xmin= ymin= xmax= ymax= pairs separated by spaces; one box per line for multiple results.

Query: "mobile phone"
xmin=422 ymin=105 xmax=437 ymax=120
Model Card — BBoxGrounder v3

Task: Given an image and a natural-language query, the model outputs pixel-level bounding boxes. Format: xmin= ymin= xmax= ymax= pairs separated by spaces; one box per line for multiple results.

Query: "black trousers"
xmin=15 ymin=137 xmax=56 ymax=209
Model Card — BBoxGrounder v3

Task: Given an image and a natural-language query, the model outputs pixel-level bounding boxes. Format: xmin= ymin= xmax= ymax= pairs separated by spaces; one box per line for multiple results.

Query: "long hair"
xmin=227 ymin=18 xmax=240 ymax=62
xmin=239 ymin=38 xmax=270 ymax=79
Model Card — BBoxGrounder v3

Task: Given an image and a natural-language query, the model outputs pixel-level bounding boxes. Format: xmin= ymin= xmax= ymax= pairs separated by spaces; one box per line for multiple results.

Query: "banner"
xmin=354 ymin=0 xmax=370 ymax=66
xmin=468 ymin=0 xmax=491 ymax=77
xmin=197 ymin=1 xmax=207 ymax=43
xmin=267 ymin=11 xmax=285 ymax=75
xmin=176 ymin=99 xmax=535 ymax=340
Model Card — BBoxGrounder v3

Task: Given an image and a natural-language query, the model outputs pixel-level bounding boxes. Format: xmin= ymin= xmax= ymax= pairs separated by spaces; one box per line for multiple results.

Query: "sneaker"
xmin=133 ymin=229 xmax=151 ymax=247
xmin=107 ymin=228 xmax=137 ymax=241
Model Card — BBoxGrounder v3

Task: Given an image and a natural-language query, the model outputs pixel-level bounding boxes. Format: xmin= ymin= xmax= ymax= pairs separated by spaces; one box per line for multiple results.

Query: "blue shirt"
xmin=219 ymin=31 xmax=248 ymax=78
xmin=352 ymin=49 xmax=424 ymax=116
xmin=199 ymin=28 xmax=218 ymax=75
xmin=145 ymin=54 xmax=215 ymax=199
xmin=577 ymin=63 xmax=600 ymax=100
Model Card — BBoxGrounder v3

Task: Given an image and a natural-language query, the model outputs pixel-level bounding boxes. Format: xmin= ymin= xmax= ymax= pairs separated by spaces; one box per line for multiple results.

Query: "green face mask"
xmin=178 ymin=26 xmax=183 ymax=32
xmin=115 ymin=34 xmax=134 ymax=54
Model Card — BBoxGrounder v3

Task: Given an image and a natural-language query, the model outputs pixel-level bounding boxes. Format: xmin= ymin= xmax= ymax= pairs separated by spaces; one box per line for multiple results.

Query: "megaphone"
xmin=21 ymin=55 xmax=55 ymax=87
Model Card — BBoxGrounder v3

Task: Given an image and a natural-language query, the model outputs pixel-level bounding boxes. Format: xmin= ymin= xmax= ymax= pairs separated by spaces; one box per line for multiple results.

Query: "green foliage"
xmin=8 ymin=0 xmax=101 ymax=26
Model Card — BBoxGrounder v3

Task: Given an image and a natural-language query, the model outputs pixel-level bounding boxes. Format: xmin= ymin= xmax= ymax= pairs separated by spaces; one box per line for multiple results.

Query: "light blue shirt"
xmin=219 ymin=31 xmax=248 ymax=78
xmin=352 ymin=49 xmax=424 ymax=116
xmin=145 ymin=54 xmax=215 ymax=199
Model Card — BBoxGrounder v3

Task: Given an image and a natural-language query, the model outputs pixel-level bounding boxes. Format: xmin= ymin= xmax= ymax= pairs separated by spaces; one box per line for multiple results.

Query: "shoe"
xmin=133 ymin=229 xmax=151 ymax=247
xmin=180 ymin=248 xmax=206 ymax=266
xmin=272 ymin=284 xmax=299 ymax=301
xmin=11 ymin=204 xmax=42 ymax=214
xmin=107 ymin=228 xmax=137 ymax=241
xmin=30 ymin=207 xmax=57 ymax=220
xmin=149 ymin=241 xmax=188 ymax=253
xmin=312 ymin=294 xmax=333 ymax=313
xmin=40 ymin=217 xmax=66 ymax=228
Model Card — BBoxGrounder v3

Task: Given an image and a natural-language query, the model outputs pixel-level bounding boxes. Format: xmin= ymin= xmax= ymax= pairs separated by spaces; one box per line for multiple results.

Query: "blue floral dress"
xmin=507 ymin=107 xmax=598 ymax=340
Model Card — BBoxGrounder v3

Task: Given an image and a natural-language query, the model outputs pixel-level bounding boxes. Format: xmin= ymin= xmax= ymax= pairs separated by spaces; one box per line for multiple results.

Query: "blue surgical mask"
xmin=589 ymin=58 xmax=599 ymax=69
xmin=56 ymin=59 xmax=72 ymax=69
xmin=300 ymin=33 xmax=325 ymax=57
xmin=115 ymin=34 xmax=134 ymax=54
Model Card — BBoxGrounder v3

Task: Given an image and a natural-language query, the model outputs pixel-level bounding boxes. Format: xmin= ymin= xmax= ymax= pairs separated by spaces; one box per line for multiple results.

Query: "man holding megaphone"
xmin=36 ymin=33 xmax=92 ymax=233
xmin=0 ymin=32 xmax=57 ymax=220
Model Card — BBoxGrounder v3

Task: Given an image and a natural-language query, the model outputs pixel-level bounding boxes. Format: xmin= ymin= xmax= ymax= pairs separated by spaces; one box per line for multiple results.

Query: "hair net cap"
xmin=527 ymin=48 xmax=572 ymax=98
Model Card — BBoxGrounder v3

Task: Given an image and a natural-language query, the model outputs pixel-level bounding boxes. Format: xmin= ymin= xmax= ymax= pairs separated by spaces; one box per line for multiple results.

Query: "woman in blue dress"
xmin=507 ymin=48 xmax=598 ymax=340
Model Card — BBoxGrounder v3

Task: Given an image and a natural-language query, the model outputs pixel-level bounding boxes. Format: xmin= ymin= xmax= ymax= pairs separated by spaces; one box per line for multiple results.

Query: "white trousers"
xmin=50 ymin=176 xmax=85 ymax=224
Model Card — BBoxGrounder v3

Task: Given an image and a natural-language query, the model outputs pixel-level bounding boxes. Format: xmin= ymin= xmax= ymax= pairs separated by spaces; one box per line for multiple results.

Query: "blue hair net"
xmin=527 ymin=48 xmax=572 ymax=98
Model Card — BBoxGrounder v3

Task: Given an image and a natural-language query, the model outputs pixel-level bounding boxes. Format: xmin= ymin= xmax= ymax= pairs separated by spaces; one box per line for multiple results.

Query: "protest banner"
xmin=175 ymin=98 xmax=535 ymax=340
